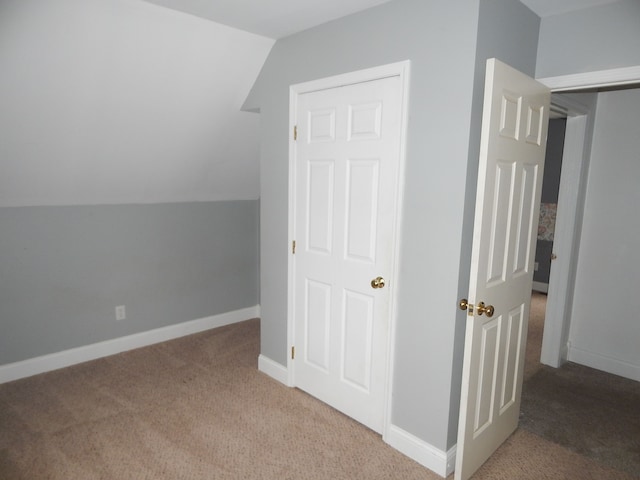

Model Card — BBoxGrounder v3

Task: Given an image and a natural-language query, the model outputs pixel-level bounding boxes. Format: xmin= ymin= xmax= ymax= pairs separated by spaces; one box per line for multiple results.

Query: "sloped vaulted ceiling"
xmin=0 ymin=0 xmax=274 ymax=207
xmin=1 ymin=0 xmax=619 ymax=207
xmin=143 ymin=0 xmax=394 ymax=38
xmin=0 ymin=0 xmax=397 ymax=208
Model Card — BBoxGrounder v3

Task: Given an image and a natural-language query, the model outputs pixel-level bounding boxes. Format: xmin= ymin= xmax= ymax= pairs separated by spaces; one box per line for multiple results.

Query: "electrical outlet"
xmin=115 ymin=305 xmax=126 ymax=321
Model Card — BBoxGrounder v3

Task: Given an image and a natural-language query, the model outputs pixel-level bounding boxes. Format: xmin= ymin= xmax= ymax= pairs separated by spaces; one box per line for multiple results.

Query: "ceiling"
xmin=142 ymin=0 xmax=394 ymax=39
xmin=520 ymin=0 xmax=620 ymax=17
xmin=143 ymin=0 xmax=622 ymax=39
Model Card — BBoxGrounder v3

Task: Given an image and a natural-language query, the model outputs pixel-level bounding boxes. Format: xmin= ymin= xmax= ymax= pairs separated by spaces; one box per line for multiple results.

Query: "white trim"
xmin=258 ymin=354 xmax=290 ymax=386
xmin=287 ymin=85 xmax=298 ymax=388
xmin=550 ymin=93 xmax=590 ymax=116
xmin=289 ymin=61 xmax=411 ymax=96
xmin=538 ymin=65 xmax=640 ymax=92
xmin=532 ymin=281 xmax=548 ymax=293
xmin=541 ymin=115 xmax=590 ymax=368
xmin=537 ymin=65 xmax=640 ymax=369
xmin=567 ymin=346 xmax=640 ymax=382
xmin=0 ymin=305 xmax=260 ymax=384
xmin=384 ymin=424 xmax=455 ymax=478
xmin=287 ymin=61 xmax=411 ymax=437
xmin=383 ymin=62 xmax=411 ymax=439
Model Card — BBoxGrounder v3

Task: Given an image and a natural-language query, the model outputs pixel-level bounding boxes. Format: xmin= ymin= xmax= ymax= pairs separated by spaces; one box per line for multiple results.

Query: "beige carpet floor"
xmin=523 ymin=291 xmax=547 ymax=381
xmin=0 ymin=294 xmax=637 ymax=479
xmin=520 ymin=293 xmax=640 ymax=477
xmin=521 ymin=362 xmax=640 ymax=476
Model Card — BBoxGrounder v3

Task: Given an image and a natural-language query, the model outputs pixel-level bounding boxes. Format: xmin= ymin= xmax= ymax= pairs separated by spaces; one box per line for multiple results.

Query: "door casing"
xmin=537 ymin=66 xmax=640 ymax=367
xmin=286 ymin=61 xmax=411 ymax=438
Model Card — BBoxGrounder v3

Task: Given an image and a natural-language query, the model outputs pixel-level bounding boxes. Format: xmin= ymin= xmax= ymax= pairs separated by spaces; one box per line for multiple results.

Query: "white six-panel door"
xmin=455 ymin=59 xmax=550 ymax=480
xmin=292 ymin=75 xmax=403 ymax=433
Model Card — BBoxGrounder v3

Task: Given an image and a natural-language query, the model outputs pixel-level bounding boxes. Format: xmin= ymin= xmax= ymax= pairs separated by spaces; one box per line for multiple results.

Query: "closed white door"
xmin=455 ymin=59 xmax=550 ymax=480
xmin=292 ymin=75 xmax=402 ymax=433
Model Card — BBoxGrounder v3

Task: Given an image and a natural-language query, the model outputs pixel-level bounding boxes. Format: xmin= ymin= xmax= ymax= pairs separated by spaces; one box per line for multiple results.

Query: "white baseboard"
xmin=384 ymin=424 xmax=455 ymax=477
xmin=532 ymin=281 xmax=548 ymax=293
xmin=568 ymin=345 xmax=640 ymax=382
xmin=258 ymin=354 xmax=290 ymax=386
xmin=0 ymin=305 xmax=260 ymax=384
xmin=257 ymin=357 xmax=456 ymax=476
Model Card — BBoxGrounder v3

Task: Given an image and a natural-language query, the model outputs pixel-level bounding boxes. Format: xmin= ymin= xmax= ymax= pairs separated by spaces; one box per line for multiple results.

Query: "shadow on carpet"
xmin=520 ymin=362 xmax=640 ymax=477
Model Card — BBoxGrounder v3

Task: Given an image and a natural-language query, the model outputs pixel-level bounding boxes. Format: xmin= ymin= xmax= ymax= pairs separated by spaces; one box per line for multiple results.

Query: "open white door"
xmin=455 ymin=59 xmax=550 ymax=480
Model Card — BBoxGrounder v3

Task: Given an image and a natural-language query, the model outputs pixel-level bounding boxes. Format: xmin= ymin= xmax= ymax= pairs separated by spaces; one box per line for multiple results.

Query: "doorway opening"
xmin=526 ymin=113 xmax=567 ymax=379
xmin=521 ymin=85 xmax=640 ymax=476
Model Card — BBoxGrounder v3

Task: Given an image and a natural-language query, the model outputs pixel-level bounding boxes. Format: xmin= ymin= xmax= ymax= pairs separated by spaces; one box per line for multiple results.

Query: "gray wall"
xmin=245 ymin=0 xmax=480 ymax=451
xmin=245 ymin=0 xmax=540 ymax=452
xmin=0 ymin=201 xmax=259 ymax=365
xmin=568 ymin=88 xmax=640 ymax=380
xmin=534 ymin=1 xmax=640 ymax=378
xmin=0 ymin=0 xmax=264 ymax=368
xmin=536 ymin=0 xmax=640 ymax=78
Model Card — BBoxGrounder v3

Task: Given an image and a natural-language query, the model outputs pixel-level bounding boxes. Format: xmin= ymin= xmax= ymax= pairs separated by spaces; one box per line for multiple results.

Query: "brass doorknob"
xmin=476 ymin=302 xmax=495 ymax=318
xmin=371 ymin=276 xmax=386 ymax=289
xmin=459 ymin=299 xmax=469 ymax=311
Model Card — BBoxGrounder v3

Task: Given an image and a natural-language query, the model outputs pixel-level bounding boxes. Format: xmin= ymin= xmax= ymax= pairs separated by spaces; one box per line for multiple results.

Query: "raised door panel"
xmin=345 ymin=159 xmax=379 ymax=263
xmin=499 ymin=305 xmax=524 ymax=413
xmin=304 ymin=279 xmax=331 ymax=372
xmin=348 ymin=102 xmax=382 ymax=141
xmin=306 ymin=160 xmax=335 ymax=254
xmin=487 ymin=160 xmax=516 ymax=286
xmin=473 ymin=317 xmax=501 ymax=436
xmin=308 ymin=108 xmax=336 ymax=143
xmin=512 ymin=164 xmax=538 ymax=277
xmin=341 ymin=289 xmax=374 ymax=392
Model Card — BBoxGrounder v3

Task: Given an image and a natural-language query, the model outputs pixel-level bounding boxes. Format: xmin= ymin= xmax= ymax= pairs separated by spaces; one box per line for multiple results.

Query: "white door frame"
xmin=537 ymin=66 xmax=640 ymax=367
xmin=286 ymin=61 xmax=411 ymax=437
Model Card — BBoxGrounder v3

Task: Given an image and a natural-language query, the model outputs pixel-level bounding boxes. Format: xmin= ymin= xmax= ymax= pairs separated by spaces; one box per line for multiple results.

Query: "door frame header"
xmin=538 ymin=65 xmax=640 ymax=92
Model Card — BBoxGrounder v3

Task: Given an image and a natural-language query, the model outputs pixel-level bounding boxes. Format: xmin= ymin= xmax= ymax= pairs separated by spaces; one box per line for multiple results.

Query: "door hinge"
xmin=291 ymin=346 xmax=295 ymax=359
xmin=292 ymin=240 xmax=296 ymax=254
xmin=293 ymin=125 xmax=297 ymax=141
